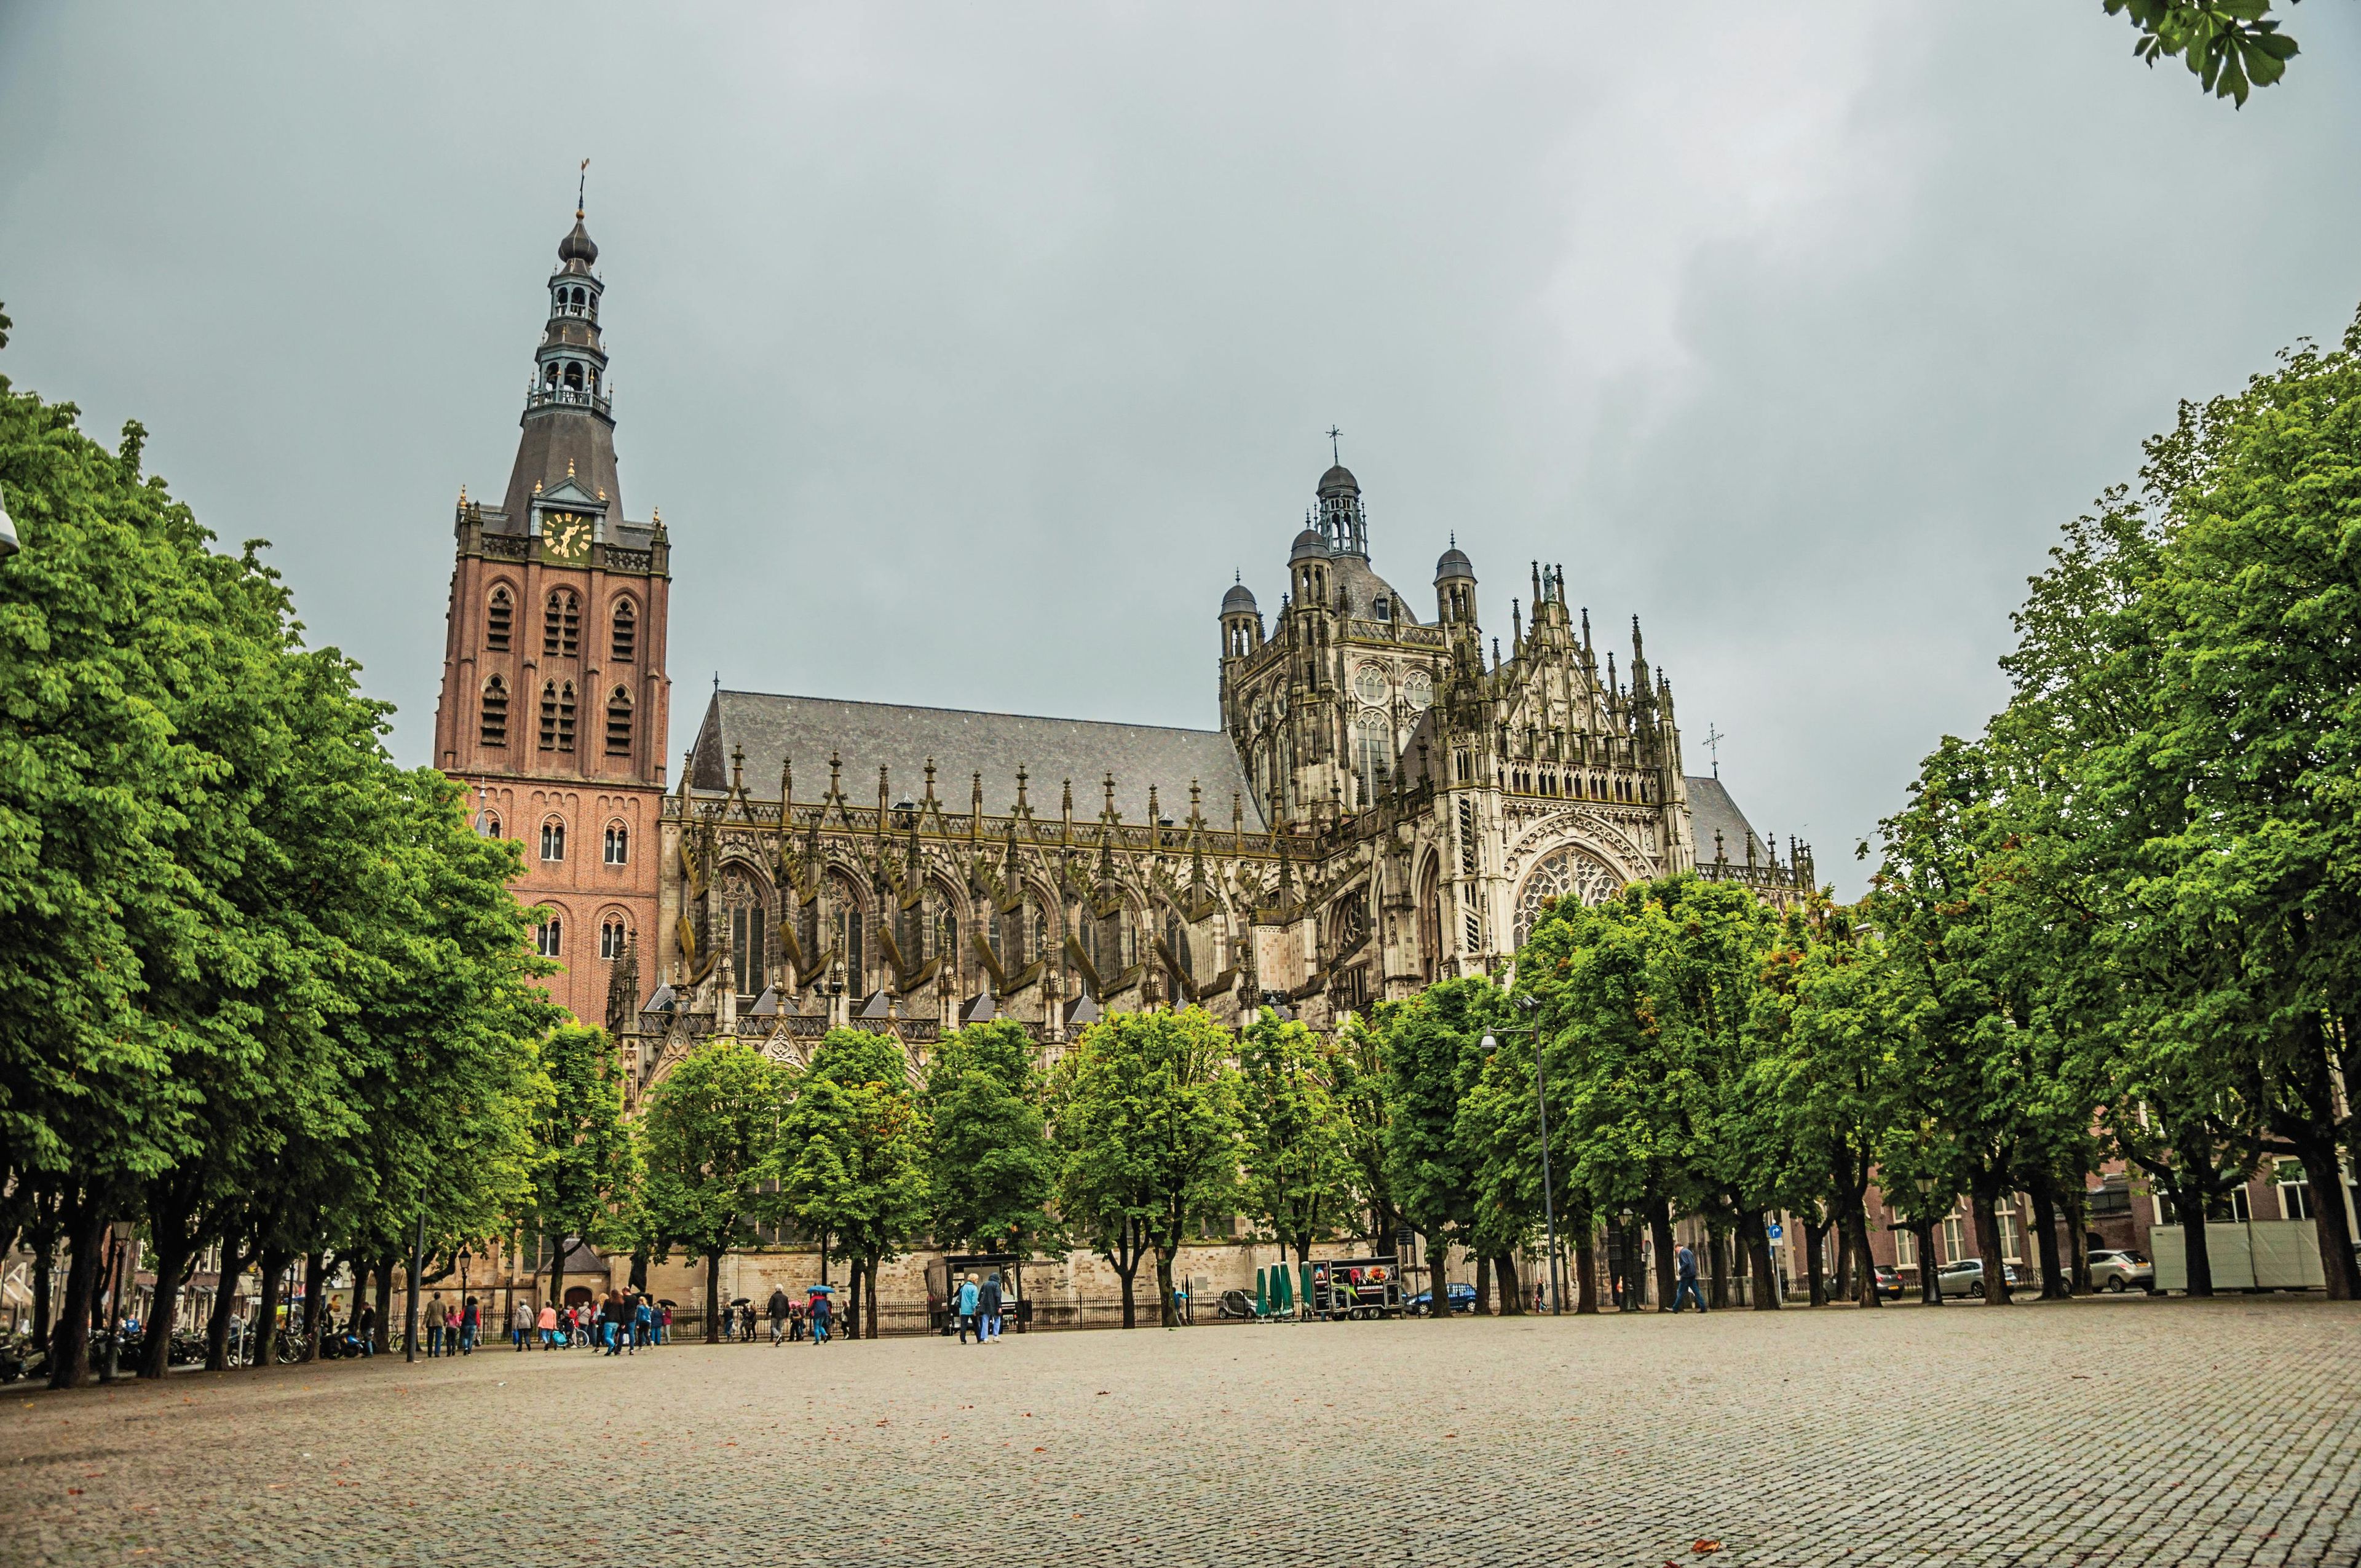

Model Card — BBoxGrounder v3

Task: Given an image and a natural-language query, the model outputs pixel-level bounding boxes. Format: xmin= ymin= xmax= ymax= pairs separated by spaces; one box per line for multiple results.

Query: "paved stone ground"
xmin=4 ymin=1296 xmax=2359 ymax=1567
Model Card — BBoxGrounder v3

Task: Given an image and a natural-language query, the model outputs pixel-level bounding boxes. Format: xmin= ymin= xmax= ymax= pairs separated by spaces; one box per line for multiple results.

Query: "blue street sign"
xmin=1766 ymin=1222 xmax=1784 ymax=1242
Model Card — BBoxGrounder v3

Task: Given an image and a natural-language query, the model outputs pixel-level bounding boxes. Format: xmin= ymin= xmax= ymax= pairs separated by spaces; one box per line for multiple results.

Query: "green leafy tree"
xmin=1050 ymin=1007 xmax=1240 ymax=1328
xmin=529 ymin=1023 xmax=635 ymax=1312
xmin=643 ymin=1039 xmax=789 ymax=1342
xmin=2103 ymin=0 xmax=2301 ymax=106
xmin=919 ymin=1019 xmax=1056 ymax=1255
xmin=1236 ymin=1008 xmax=1356 ymax=1268
xmin=777 ymin=1027 xmax=929 ymax=1339
xmin=1374 ymin=975 xmax=1503 ymax=1318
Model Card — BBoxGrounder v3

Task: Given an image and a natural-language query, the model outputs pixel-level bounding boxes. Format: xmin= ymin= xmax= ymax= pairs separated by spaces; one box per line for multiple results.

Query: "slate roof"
xmin=1685 ymin=774 xmax=1770 ymax=867
xmin=691 ymin=690 xmax=1267 ymax=833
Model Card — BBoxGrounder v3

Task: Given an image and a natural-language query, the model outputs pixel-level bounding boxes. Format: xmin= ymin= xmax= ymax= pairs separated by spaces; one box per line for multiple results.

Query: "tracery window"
xmin=611 ymin=598 xmax=636 ymax=662
xmin=480 ymin=676 xmax=508 ymax=748
xmin=544 ymin=590 xmax=580 ymax=656
xmin=1353 ymin=712 xmax=1393 ymax=806
xmin=1513 ymin=844 xmax=1621 ymax=948
xmin=725 ymin=866 xmax=766 ymax=999
xmin=605 ymin=686 xmax=632 ymax=755
xmin=540 ymin=818 xmax=566 ymax=862
xmin=486 ymin=588 xmax=512 ymax=651
xmin=1165 ymin=911 xmax=1193 ymax=984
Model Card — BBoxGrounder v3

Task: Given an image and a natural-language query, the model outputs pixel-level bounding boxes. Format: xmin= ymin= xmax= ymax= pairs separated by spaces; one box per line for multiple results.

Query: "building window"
xmin=1353 ymin=712 xmax=1392 ymax=806
xmin=555 ymin=682 xmax=577 ymax=752
xmin=536 ymin=917 xmax=562 ymax=958
xmin=480 ymin=676 xmax=508 ymax=747
xmin=544 ymin=590 xmax=580 ymax=656
xmin=603 ymin=823 xmax=628 ymax=865
xmin=2205 ymin=1186 xmax=2253 ymax=1224
xmin=480 ymin=811 xmax=502 ymax=840
xmin=605 ymin=687 xmax=632 ymax=755
xmin=837 ymin=898 xmax=864 ymax=989
xmin=1894 ymin=1229 xmax=1918 ymax=1270
xmin=1997 ymin=1209 xmax=2022 ymax=1262
xmin=611 ymin=599 xmax=636 ymax=662
xmin=486 ymin=587 xmax=512 ymax=651
xmin=1940 ymin=1214 xmax=1966 ymax=1265
xmin=730 ymin=902 xmax=767 ymax=997
xmin=2278 ymin=1160 xmax=2314 ymax=1221
xmin=540 ymin=819 xmax=566 ymax=861
xmin=539 ymin=682 xmax=558 ymax=750
xmin=599 ymin=917 xmax=628 ymax=960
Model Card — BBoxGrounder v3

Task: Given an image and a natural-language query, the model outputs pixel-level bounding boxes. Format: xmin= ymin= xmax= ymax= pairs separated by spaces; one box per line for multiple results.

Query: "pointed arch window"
xmin=1353 ymin=712 xmax=1393 ymax=806
xmin=540 ymin=818 xmax=566 ymax=862
xmin=1165 ymin=911 xmax=1193 ymax=984
xmin=486 ymin=587 xmax=512 ymax=651
xmin=604 ymin=686 xmax=632 ymax=755
xmin=725 ymin=866 xmax=767 ymax=1000
xmin=539 ymin=682 xmax=559 ymax=750
xmin=535 ymin=917 xmax=563 ymax=958
xmin=544 ymin=590 xmax=580 ymax=657
xmin=611 ymin=598 xmax=636 ymax=662
xmin=556 ymin=682 xmax=577 ymax=751
xmin=480 ymin=676 xmax=508 ymax=748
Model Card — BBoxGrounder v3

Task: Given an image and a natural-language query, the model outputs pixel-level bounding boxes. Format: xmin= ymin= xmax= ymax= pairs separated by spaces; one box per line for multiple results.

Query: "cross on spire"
xmin=1327 ymin=426 xmax=1342 ymax=463
xmin=1703 ymin=721 xmax=1725 ymax=778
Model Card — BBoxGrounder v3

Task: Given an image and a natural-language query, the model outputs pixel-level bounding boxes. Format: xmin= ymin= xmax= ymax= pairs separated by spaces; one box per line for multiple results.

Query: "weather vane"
xmin=577 ymin=157 xmax=589 ymax=219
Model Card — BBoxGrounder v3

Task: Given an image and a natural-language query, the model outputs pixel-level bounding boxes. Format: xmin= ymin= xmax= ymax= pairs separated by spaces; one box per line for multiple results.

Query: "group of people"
xmin=951 ymin=1271 xmax=1006 ymax=1344
xmin=421 ymin=1295 xmax=480 ymax=1357
xmin=760 ymin=1286 xmax=835 ymax=1345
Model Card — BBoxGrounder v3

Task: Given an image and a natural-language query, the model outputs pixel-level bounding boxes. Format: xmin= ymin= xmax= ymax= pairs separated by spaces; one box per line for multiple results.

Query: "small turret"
xmin=1434 ymin=534 xmax=1477 ymax=625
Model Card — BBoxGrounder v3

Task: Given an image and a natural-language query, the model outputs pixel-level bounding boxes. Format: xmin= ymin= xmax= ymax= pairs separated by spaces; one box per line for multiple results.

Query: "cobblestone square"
xmin=6 ymin=1297 xmax=2359 ymax=1567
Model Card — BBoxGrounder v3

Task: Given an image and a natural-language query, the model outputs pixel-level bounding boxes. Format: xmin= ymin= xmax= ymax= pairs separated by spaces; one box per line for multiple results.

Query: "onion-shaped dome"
xmin=558 ymin=216 xmax=599 ymax=267
xmin=1290 ymin=528 xmax=1328 ymax=563
xmin=1317 ymin=463 xmax=1359 ymax=497
xmin=1434 ymin=545 xmax=1475 ymax=582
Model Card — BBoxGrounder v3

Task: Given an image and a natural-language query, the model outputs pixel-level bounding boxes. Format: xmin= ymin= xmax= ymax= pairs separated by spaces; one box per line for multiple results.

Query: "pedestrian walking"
xmin=788 ymin=1298 xmax=805 ymax=1342
xmin=425 ymin=1294 xmax=445 ymax=1357
xmin=459 ymin=1296 xmax=480 ymax=1354
xmin=634 ymin=1294 xmax=654 ymax=1348
xmin=978 ymin=1271 xmax=1004 ymax=1342
xmin=1672 ymin=1243 xmax=1707 ymax=1313
xmin=512 ymin=1297 xmax=534 ymax=1350
xmin=955 ymin=1273 xmax=980 ymax=1344
xmin=808 ymin=1288 xmax=831 ymax=1345
xmin=659 ymin=1302 xmax=673 ymax=1344
xmin=537 ymin=1301 xmax=558 ymax=1348
xmin=601 ymin=1291 xmax=626 ymax=1355
xmin=767 ymin=1287 xmax=791 ymax=1346
xmin=1535 ymin=1279 xmax=1546 ymax=1314
xmin=354 ymin=1303 xmax=376 ymax=1356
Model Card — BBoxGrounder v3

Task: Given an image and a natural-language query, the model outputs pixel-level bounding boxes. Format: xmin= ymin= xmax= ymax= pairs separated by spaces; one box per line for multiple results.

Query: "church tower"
xmin=431 ymin=198 xmax=672 ymax=1024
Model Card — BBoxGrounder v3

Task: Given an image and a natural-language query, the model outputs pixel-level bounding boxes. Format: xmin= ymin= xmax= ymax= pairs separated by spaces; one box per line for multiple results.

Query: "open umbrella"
xmin=657 ymin=1299 xmax=676 ymax=1307
xmin=805 ymin=1284 xmax=836 ymax=1294
xmin=731 ymin=1297 xmax=751 ymax=1307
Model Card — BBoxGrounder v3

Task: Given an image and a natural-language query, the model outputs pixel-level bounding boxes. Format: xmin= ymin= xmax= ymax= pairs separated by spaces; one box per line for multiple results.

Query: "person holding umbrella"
xmin=807 ymin=1285 xmax=833 ymax=1345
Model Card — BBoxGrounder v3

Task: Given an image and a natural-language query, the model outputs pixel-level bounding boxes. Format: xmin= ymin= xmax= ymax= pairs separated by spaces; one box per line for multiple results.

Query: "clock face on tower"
xmin=542 ymin=512 xmax=591 ymax=562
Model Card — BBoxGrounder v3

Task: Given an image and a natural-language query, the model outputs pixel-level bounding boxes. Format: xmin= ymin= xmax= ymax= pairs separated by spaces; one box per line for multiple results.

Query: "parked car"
xmin=1932 ymin=1258 xmax=2023 ymax=1299
xmin=2087 ymin=1249 xmax=2154 ymax=1294
xmin=1872 ymin=1264 xmax=1905 ymax=1300
xmin=1407 ymin=1283 xmax=1477 ymax=1316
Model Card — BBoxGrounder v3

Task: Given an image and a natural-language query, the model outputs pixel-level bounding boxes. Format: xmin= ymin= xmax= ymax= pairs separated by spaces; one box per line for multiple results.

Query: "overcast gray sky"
xmin=4 ymin=3 xmax=2359 ymax=895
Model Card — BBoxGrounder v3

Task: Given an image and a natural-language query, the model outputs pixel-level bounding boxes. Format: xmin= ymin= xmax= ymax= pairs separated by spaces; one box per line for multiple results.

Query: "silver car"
xmin=1932 ymin=1257 xmax=2022 ymax=1299
xmin=2087 ymin=1249 xmax=2154 ymax=1293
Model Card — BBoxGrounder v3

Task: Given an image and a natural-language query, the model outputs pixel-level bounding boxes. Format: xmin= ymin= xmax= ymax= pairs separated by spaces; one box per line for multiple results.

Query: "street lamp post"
xmin=1482 ymin=996 xmax=1562 ymax=1315
xmin=1912 ymin=1172 xmax=1942 ymax=1305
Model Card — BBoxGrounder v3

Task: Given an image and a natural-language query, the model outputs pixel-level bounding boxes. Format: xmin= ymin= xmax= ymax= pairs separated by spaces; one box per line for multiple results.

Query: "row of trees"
xmin=0 ymin=314 xmax=565 ymax=1386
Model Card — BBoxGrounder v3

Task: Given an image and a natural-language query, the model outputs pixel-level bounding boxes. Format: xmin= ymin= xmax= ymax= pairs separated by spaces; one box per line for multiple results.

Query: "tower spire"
xmin=577 ymin=156 xmax=588 ymax=220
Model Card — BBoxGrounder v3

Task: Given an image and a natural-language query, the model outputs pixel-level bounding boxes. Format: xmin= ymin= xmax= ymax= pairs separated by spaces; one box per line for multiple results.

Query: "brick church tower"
xmin=431 ymin=200 xmax=671 ymax=1024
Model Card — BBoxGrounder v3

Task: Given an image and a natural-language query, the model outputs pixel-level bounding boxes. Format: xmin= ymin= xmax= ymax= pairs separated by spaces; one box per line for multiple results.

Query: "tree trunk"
xmin=47 ymin=1205 xmax=106 ymax=1390
xmin=2296 ymin=1143 xmax=2360 ymax=1301
xmin=1495 ymin=1252 xmax=1523 ymax=1315
xmin=2028 ymin=1179 xmax=2070 ymax=1301
xmin=1969 ymin=1187 xmax=2012 ymax=1305
xmin=630 ymin=1249 xmax=651 ymax=1294
xmin=1470 ymin=1253 xmax=1491 ymax=1316
xmin=2180 ymin=1186 xmax=2215 ymax=1299
xmin=1425 ymin=1228 xmax=1452 ymax=1323
xmin=372 ymin=1261 xmax=394 ymax=1353
xmin=298 ymin=1251 xmax=327 ymax=1360
xmin=1115 ymin=1261 xmax=1137 ymax=1328
xmin=1804 ymin=1215 xmax=1828 ymax=1307
xmin=1603 ymin=1215 xmax=1626 ymax=1309
xmin=204 ymin=1235 xmax=251 ymax=1371
xmin=1575 ymin=1226 xmax=1599 ymax=1315
xmin=2063 ymin=1190 xmax=2093 ymax=1294
xmin=705 ymin=1251 xmax=724 ymax=1342
xmin=1706 ymin=1226 xmax=1730 ymax=1310
xmin=1843 ymin=1203 xmax=1882 ymax=1309
xmin=138 ymin=1234 xmax=197 ymax=1379
xmin=1648 ymin=1197 xmax=1677 ymax=1313
xmin=1742 ymin=1213 xmax=1780 ymax=1310
xmin=549 ymin=1246 xmax=568 ymax=1325
xmin=1154 ymin=1248 xmax=1179 ymax=1327
xmin=252 ymin=1246 xmax=291 ymax=1368
xmin=865 ymin=1257 xmax=880 ymax=1339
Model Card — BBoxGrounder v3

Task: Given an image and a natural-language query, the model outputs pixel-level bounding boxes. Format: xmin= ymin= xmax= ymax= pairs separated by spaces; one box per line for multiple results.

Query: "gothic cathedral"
xmin=432 ymin=212 xmax=1812 ymax=1079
